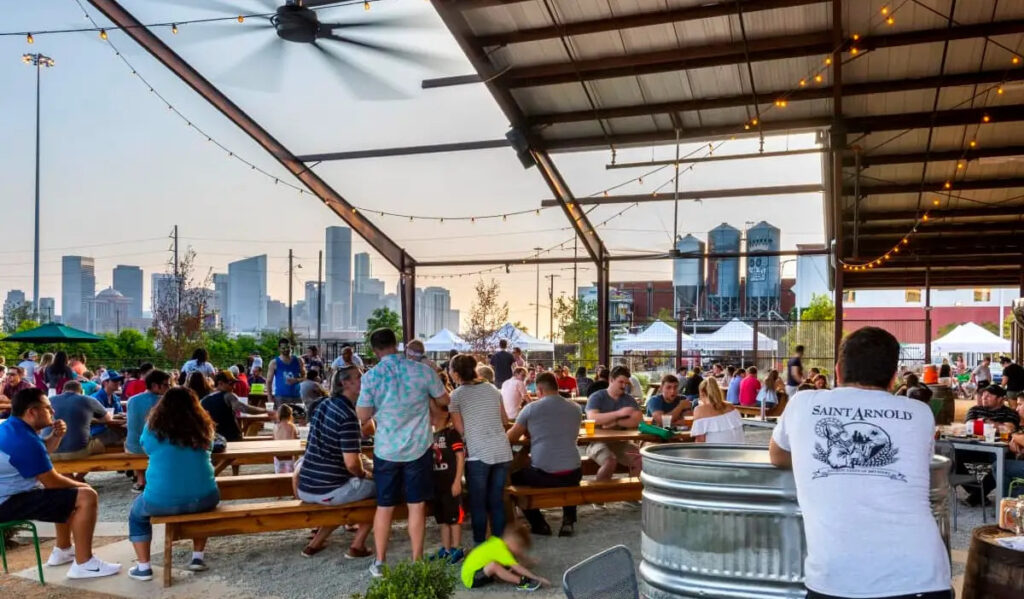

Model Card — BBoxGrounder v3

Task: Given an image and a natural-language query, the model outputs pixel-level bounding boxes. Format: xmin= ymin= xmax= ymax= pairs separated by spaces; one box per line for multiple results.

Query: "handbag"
xmin=212 ymin=433 xmax=228 ymax=454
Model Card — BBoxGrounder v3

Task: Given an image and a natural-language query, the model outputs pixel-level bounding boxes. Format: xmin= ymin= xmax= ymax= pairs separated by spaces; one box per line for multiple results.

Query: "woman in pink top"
xmin=738 ymin=366 xmax=761 ymax=406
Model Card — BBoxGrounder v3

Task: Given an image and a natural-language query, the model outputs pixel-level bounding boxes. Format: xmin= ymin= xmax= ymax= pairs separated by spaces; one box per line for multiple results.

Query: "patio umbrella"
xmin=2 ymin=323 xmax=103 ymax=344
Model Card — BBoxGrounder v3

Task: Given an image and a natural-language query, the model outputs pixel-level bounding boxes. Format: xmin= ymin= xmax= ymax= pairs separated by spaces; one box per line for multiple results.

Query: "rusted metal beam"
xmin=500 ymin=19 xmax=1024 ymax=89
xmin=86 ymin=0 xmax=413 ymax=273
xmin=853 ymin=176 xmax=1024 ymax=196
xmin=539 ymin=183 xmax=824 ymax=207
xmin=845 ymin=104 xmax=1024 ymax=134
xmin=474 ymin=0 xmax=825 ymax=47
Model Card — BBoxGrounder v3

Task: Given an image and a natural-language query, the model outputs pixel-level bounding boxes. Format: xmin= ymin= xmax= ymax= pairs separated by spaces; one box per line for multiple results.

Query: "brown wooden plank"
xmin=215 ymin=474 xmax=295 ymax=501
xmin=508 ymin=479 xmax=643 ymax=510
xmin=53 ymin=454 xmax=147 ymax=474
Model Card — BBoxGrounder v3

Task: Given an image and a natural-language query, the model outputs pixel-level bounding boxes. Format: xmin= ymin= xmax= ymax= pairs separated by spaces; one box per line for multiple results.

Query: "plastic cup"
xmin=104 ymin=407 xmax=115 ymax=417
xmin=983 ymin=423 xmax=996 ymax=443
xmin=583 ymin=420 xmax=596 ymax=436
xmin=661 ymin=415 xmax=673 ymax=428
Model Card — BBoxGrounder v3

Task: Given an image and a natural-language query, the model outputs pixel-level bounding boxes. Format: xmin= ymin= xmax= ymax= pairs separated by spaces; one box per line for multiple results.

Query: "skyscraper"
xmin=62 ymin=256 xmax=95 ymax=330
xmin=227 ymin=255 xmax=267 ymax=332
xmin=325 ymin=226 xmax=352 ymax=331
xmin=151 ymin=273 xmax=176 ymax=316
xmin=353 ymin=252 xmax=370 ymax=293
xmin=213 ymin=273 xmax=229 ymax=325
xmin=304 ymin=281 xmax=320 ymax=324
xmin=422 ymin=287 xmax=453 ymax=338
xmin=112 ymin=265 xmax=144 ymax=319
xmin=38 ymin=297 xmax=55 ymax=323
xmin=3 ymin=290 xmax=27 ymax=326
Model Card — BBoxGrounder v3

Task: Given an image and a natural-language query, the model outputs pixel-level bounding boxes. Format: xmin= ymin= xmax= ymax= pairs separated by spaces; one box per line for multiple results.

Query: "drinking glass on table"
xmin=583 ymin=419 xmax=596 ymax=436
xmin=662 ymin=414 xmax=673 ymax=429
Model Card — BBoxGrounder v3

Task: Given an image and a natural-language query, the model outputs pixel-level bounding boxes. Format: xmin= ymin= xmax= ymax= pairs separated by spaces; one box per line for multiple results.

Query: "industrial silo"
xmin=706 ymin=223 xmax=741 ymax=319
xmin=746 ymin=221 xmax=781 ymax=318
xmin=672 ymin=234 xmax=705 ymax=319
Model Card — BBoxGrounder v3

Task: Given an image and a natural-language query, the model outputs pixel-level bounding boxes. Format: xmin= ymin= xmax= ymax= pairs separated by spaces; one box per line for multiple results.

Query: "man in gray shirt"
xmin=507 ymin=371 xmax=583 ymax=537
xmin=585 ymin=365 xmax=643 ymax=481
xmin=50 ymin=381 xmax=115 ymax=462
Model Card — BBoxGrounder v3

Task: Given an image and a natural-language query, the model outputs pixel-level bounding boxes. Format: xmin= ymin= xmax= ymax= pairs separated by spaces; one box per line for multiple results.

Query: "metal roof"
xmin=435 ymin=0 xmax=1024 ymax=288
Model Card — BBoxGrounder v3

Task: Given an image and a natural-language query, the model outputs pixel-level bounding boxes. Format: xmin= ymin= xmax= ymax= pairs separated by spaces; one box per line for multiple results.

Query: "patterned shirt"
xmin=298 ymin=396 xmax=362 ymax=494
xmin=357 ymin=353 xmax=445 ymax=463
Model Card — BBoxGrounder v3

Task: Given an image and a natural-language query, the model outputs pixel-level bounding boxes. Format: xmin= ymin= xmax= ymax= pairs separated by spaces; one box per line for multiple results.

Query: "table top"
xmin=238 ymin=413 xmax=272 ymax=421
xmin=220 ymin=439 xmax=304 ymax=457
xmin=577 ymin=427 xmax=689 ymax=443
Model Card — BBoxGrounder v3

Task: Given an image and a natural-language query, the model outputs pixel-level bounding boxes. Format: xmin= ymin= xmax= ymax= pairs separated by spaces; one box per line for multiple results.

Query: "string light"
xmin=825 ymin=57 xmax=832 ymax=65
xmin=814 ymin=74 xmax=823 ymax=83
xmin=943 ymin=181 xmax=951 ymax=189
xmin=881 ymin=6 xmax=889 ymax=14
xmin=1013 ymin=56 xmax=1021 ymax=65
xmin=969 ymin=140 xmax=977 ymax=148
xmin=957 ymin=162 xmax=964 ymax=169
xmin=982 ymin=114 xmax=991 ymax=123
xmin=26 ymin=33 xmax=33 ymax=44
xmin=237 ymin=15 xmax=245 ymax=23
xmin=997 ymin=87 xmax=1005 ymax=95
xmin=886 ymin=16 xmax=895 ymax=25
xmin=799 ymin=78 xmax=806 ymax=87
xmin=850 ymin=47 xmax=859 ymax=55
xmin=99 ymin=28 xmax=107 ymax=40
xmin=852 ymin=33 xmax=860 ymax=41
xmin=364 ymin=1 xmax=371 ymax=9
xmin=171 ymin=23 xmax=178 ymax=34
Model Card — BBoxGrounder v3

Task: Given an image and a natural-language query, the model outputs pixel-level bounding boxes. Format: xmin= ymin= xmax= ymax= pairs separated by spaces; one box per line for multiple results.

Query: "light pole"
xmin=23 ymin=52 xmax=55 ymax=318
xmin=533 ymin=246 xmax=543 ymax=335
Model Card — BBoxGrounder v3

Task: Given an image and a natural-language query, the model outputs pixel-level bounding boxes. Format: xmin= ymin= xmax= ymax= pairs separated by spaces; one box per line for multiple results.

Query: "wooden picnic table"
xmin=238 ymin=412 xmax=272 ymax=436
xmin=53 ymin=439 xmax=304 ymax=475
xmin=576 ymin=426 xmax=692 ymax=445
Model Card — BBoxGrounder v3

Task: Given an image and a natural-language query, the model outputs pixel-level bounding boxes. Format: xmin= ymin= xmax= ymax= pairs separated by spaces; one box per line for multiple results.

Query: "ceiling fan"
xmin=152 ymin=0 xmax=454 ymax=97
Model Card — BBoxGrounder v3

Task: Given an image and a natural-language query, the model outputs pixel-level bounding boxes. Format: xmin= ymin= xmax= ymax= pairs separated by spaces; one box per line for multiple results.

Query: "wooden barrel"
xmin=927 ymin=383 xmax=956 ymax=425
xmin=962 ymin=525 xmax=1024 ymax=599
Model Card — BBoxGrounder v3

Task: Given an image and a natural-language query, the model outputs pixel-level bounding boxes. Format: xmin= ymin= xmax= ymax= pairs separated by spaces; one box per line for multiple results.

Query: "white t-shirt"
xmin=972 ymin=363 xmax=991 ymax=382
xmin=771 ymin=388 xmax=949 ymax=597
xmin=331 ymin=354 xmax=364 ymax=370
xmin=500 ymin=377 xmax=527 ymax=419
xmin=181 ymin=359 xmax=216 ymax=377
xmin=18 ymin=360 xmax=37 ymax=381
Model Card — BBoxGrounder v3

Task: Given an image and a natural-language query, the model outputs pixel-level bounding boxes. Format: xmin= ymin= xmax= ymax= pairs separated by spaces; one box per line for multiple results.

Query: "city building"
xmin=151 ymin=273 xmax=177 ymax=317
xmin=38 ymin=297 xmax=55 ymax=323
xmin=213 ymin=273 xmax=229 ymax=324
xmin=304 ymin=281 xmax=321 ymax=325
xmin=227 ymin=255 xmax=267 ymax=332
xmin=3 ymin=290 xmax=28 ymax=326
xmin=92 ymin=288 xmax=133 ymax=334
xmin=112 ymin=265 xmax=144 ymax=319
xmin=325 ymin=226 xmax=352 ymax=331
xmin=420 ymin=287 xmax=455 ymax=338
xmin=353 ymin=252 xmax=371 ymax=293
xmin=267 ymin=298 xmax=287 ymax=331
xmin=61 ymin=256 xmax=95 ymax=330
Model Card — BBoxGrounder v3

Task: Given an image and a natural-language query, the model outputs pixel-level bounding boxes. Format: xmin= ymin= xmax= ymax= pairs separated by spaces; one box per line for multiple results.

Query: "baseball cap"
xmin=27 ymin=351 xmax=38 ymax=358
xmin=214 ymin=369 xmax=237 ymax=384
xmin=983 ymin=384 xmax=1007 ymax=397
xmin=100 ymin=370 xmax=124 ymax=383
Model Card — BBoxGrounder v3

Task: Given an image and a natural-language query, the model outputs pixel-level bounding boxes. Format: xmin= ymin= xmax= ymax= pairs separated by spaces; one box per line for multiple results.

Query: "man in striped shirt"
xmin=296 ymin=365 xmax=375 ymax=560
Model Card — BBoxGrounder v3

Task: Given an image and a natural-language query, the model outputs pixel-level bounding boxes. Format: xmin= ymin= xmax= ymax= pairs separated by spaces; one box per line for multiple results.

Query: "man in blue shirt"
xmin=0 ymin=387 xmax=120 ymax=578
xmin=266 ymin=338 xmax=306 ymax=409
xmin=90 ymin=370 xmax=125 ymax=447
xmin=646 ymin=374 xmax=693 ymax=427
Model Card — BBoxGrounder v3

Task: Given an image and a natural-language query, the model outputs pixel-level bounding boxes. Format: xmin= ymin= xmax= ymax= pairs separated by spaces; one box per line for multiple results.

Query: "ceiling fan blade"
xmin=298 ymin=0 xmax=346 ymax=7
xmin=163 ymin=20 xmax=272 ymax=46
xmin=317 ymin=32 xmax=463 ymax=73
xmin=318 ymin=12 xmax=438 ymax=31
xmin=215 ymin=36 xmax=288 ymax=93
xmin=310 ymin=41 xmax=407 ymax=100
xmin=145 ymin=0 xmax=263 ymax=15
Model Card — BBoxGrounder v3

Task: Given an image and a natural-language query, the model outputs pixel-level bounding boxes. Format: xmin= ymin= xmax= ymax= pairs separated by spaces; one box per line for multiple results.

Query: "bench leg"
xmin=163 ymin=523 xmax=175 ymax=587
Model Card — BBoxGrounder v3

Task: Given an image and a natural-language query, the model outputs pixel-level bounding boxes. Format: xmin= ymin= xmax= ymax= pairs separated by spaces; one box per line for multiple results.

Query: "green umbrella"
xmin=2 ymin=323 xmax=103 ymax=344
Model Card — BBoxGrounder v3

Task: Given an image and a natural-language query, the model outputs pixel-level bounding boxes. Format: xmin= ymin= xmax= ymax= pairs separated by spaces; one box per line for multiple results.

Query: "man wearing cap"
xmin=200 ymin=370 xmax=275 ymax=442
xmin=959 ymin=384 xmax=1020 ymax=506
xmin=18 ymin=351 xmax=39 ymax=383
xmin=90 ymin=371 xmax=126 ymax=447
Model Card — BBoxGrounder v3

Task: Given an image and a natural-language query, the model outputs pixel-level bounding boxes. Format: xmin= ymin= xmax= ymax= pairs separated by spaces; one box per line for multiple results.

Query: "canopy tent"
xmin=931 ymin=322 xmax=1010 ymax=355
xmin=614 ymin=321 xmax=693 ymax=352
xmin=423 ymin=328 xmax=470 ymax=353
xmin=487 ymin=323 xmax=554 ymax=353
xmin=2 ymin=323 xmax=102 ymax=344
xmin=695 ymin=319 xmax=778 ymax=352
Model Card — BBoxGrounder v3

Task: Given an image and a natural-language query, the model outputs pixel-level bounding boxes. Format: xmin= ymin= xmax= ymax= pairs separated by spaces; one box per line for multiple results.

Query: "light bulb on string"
xmin=850 ymin=47 xmax=859 ymax=55
xmin=824 ymin=57 xmax=832 ymax=65
xmin=26 ymin=33 xmax=34 ymax=44
xmin=881 ymin=6 xmax=889 ymax=14
xmin=969 ymin=140 xmax=977 ymax=148
xmin=982 ymin=114 xmax=991 ymax=123
xmin=1013 ymin=56 xmax=1021 ymax=65
xmin=799 ymin=78 xmax=806 ymax=86
xmin=997 ymin=87 xmax=1004 ymax=95
xmin=957 ymin=162 xmax=964 ymax=169
xmin=172 ymin=23 xmax=178 ymax=34
xmin=886 ymin=16 xmax=895 ymax=25
xmin=364 ymin=1 xmax=371 ymax=10
xmin=99 ymin=29 xmax=108 ymax=40
xmin=814 ymin=74 xmax=823 ymax=83
xmin=237 ymin=15 xmax=245 ymax=23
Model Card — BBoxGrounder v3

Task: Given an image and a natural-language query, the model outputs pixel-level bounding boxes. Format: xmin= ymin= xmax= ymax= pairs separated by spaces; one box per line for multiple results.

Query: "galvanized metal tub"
xmin=638 ymin=444 xmax=950 ymax=599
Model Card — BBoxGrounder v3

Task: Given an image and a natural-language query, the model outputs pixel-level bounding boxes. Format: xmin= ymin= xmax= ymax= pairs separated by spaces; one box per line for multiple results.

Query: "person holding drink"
xmin=645 ymin=374 xmax=693 ymax=428
xmin=266 ymin=338 xmax=306 ymax=410
xmin=584 ymin=366 xmax=642 ymax=481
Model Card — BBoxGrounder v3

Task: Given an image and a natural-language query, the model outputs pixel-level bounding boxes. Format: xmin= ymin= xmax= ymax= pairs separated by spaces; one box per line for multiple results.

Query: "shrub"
xmin=352 ymin=559 xmax=456 ymax=599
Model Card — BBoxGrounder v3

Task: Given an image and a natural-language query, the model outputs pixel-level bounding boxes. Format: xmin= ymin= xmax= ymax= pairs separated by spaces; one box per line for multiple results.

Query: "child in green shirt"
xmin=460 ymin=526 xmax=550 ymax=591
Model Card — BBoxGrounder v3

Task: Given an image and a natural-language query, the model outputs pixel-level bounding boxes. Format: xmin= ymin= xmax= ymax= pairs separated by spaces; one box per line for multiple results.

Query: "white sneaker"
xmin=46 ymin=545 xmax=75 ymax=567
xmin=67 ymin=556 xmax=122 ymax=579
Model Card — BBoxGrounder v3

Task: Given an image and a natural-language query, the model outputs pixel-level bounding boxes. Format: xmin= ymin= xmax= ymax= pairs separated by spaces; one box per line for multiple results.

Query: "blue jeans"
xmin=129 ymin=490 xmax=220 ymax=542
xmin=466 ymin=460 xmax=510 ymax=544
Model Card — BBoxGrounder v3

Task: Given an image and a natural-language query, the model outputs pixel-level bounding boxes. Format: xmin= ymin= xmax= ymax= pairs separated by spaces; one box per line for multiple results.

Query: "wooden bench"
xmin=154 ymin=499 xmax=400 ymax=586
xmin=507 ymin=478 xmax=643 ymax=511
xmin=215 ymin=473 xmax=294 ymax=501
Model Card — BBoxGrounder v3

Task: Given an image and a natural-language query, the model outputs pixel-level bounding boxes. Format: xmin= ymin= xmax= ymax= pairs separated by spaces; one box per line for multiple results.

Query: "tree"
xmin=554 ymin=295 xmax=598 ymax=365
xmin=654 ymin=307 xmax=675 ymax=324
xmin=1004 ymin=313 xmax=1017 ymax=338
xmin=2 ymin=302 xmax=34 ymax=334
xmin=463 ymin=279 xmax=509 ymax=351
xmin=782 ymin=293 xmax=835 ymax=372
xmin=149 ymin=247 xmax=214 ymax=365
xmin=364 ymin=307 xmax=402 ymax=357
xmin=801 ymin=293 xmax=836 ymax=321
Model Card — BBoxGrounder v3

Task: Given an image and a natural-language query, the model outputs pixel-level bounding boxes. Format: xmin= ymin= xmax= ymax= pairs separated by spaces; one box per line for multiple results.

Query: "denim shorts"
xmin=128 ymin=490 xmax=220 ymax=542
xmin=373 ymin=449 xmax=433 ymax=507
xmin=297 ymin=477 xmax=376 ymax=506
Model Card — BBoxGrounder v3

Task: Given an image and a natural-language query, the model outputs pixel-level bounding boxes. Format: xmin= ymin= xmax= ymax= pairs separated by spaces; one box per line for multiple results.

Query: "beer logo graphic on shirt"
xmin=811 ymin=417 xmax=904 ymax=481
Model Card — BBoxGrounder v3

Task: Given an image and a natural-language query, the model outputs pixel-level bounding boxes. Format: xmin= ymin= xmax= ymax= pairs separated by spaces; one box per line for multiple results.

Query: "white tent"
xmin=932 ymin=322 xmax=1010 ymax=355
xmin=423 ymin=328 xmax=470 ymax=353
xmin=695 ymin=318 xmax=779 ymax=352
xmin=488 ymin=323 xmax=554 ymax=352
xmin=615 ymin=321 xmax=694 ymax=352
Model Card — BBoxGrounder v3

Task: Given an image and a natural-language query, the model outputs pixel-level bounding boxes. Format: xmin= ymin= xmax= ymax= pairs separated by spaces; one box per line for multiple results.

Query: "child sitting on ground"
xmin=460 ymin=525 xmax=550 ymax=591
xmin=273 ymin=404 xmax=299 ymax=473
xmin=431 ymin=406 xmax=466 ymax=564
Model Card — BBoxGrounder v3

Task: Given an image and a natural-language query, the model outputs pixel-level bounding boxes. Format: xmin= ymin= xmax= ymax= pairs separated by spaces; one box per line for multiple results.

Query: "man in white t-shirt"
xmin=331 ymin=345 xmax=364 ymax=372
xmin=769 ymin=326 xmax=951 ymax=599
xmin=500 ymin=367 xmax=529 ymax=419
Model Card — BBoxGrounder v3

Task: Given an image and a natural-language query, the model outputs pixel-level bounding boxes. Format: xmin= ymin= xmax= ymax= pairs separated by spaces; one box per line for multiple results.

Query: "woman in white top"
xmin=691 ymin=378 xmax=745 ymax=444
xmin=449 ymin=354 xmax=513 ymax=544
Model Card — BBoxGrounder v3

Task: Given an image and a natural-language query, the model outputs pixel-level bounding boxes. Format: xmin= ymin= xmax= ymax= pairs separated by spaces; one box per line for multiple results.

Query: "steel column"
xmin=539 ymin=183 xmax=823 ymax=207
xmin=400 ymin=262 xmax=416 ymax=345
xmin=924 ymin=267 xmax=932 ymax=364
xmin=597 ymin=258 xmax=610 ymax=368
xmin=86 ymin=0 xmax=412 ymax=272
xmin=830 ymin=0 xmax=845 ymax=365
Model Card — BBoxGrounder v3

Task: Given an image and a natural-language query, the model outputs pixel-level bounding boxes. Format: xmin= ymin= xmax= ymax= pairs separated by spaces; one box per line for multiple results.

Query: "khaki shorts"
xmin=586 ymin=441 xmax=640 ymax=468
xmin=51 ymin=438 xmax=106 ymax=461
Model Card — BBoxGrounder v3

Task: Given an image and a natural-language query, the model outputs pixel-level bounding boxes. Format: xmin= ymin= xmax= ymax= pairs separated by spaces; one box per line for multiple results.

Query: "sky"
xmin=0 ymin=0 xmax=825 ymax=340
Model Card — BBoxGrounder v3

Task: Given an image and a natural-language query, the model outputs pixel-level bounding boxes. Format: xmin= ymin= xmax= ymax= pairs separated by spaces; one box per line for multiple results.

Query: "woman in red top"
xmin=738 ymin=366 xmax=761 ymax=406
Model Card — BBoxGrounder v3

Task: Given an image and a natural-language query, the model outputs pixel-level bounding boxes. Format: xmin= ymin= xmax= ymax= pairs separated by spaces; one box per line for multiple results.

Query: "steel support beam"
xmin=530 ymin=69 xmax=1024 ymax=127
xmin=848 ymin=144 xmax=1024 ymax=168
xmin=853 ymin=176 xmax=1024 ymax=196
xmin=499 ymin=19 xmax=1024 ymax=89
xmin=531 ymin=151 xmax=607 ymax=265
xmin=830 ymin=0 xmax=845 ymax=364
xmin=86 ymin=0 xmax=412 ymax=273
xmin=856 ymin=205 xmax=1024 ymax=222
xmin=474 ymin=0 xmax=825 ymax=47
xmin=416 ymin=247 xmax=829 ymax=268
xmin=606 ymin=148 xmax=823 ymax=169
xmin=540 ymin=183 xmax=823 ymax=207
xmin=597 ymin=258 xmax=610 ymax=368
xmin=296 ymin=139 xmax=510 ymax=162
xmin=400 ymin=265 xmax=416 ymax=344
xmin=421 ymin=74 xmax=483 ymax=89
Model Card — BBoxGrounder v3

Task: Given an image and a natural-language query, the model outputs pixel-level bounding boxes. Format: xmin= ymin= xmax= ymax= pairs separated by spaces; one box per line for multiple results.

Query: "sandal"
xmin=301 ymin=543 xmax=327 ymax=558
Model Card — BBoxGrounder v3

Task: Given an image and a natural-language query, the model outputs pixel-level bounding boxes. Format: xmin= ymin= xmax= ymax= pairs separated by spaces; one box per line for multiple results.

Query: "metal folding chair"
xmin=563 ymin=544 xmax=638 ymax=599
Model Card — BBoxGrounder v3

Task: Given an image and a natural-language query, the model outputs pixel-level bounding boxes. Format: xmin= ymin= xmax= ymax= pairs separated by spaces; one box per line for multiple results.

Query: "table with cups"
xmin=939 ymin=422 xmax=1013 ymax=508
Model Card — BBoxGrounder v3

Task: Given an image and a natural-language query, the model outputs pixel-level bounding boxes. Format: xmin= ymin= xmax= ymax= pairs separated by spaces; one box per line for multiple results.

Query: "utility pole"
xmin=533 ymin=246 xmax=542 ymax=335
xmin=23 ymin=53 xmax=54 ymax=318
xmin=172 ymin=224 xmax=180 ymax=320
xmin=546 ymin=274 xmax=559 ymax=341
xmin=316 ymin=250 xmax=323 ymax=348
xmin=288 ymin=249 xmax=294 ymax=339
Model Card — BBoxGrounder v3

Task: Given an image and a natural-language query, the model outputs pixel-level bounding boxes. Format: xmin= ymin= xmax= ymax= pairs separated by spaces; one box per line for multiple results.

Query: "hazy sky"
xmin=1 ymin=0 xmax=825 ymax=339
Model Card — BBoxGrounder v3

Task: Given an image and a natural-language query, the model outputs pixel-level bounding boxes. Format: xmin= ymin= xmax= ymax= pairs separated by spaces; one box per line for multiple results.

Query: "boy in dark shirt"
xmin=431 ymin=406 xmax=466 ymax=564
